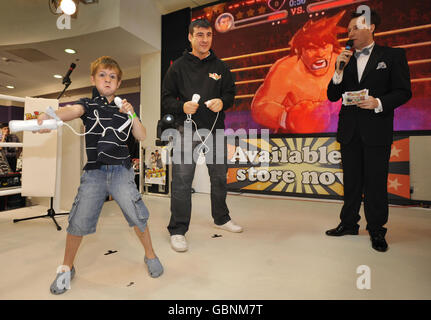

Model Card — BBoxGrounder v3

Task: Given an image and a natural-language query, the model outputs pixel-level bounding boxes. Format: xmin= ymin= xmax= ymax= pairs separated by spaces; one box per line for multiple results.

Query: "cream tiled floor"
xmin=0 ymin=193 xmax=430 ymax=300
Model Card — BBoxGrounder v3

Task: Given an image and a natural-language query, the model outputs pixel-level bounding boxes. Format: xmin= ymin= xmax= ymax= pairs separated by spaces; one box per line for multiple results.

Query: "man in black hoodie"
xmin=162 ymin=19 xmax=243 ymax=252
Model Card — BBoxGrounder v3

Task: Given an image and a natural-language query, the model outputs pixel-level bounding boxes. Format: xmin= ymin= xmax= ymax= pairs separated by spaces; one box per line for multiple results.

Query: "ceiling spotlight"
xmin=49 ymin=0 xmax=80 ymax=16
xmin=6 ymin=85 xmax=15 ymax=89
xmin=54 ymin=74 xmax=62 ymax=79
xmin=60 ymin=0 xmax=77 ymax=15
xmin=65 ymin=48 xmax=76 ymax=54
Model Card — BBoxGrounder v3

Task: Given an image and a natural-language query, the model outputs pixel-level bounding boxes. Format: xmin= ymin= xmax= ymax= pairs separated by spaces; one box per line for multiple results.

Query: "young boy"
xmin=37 ymin=56 xmax=163 ymax=294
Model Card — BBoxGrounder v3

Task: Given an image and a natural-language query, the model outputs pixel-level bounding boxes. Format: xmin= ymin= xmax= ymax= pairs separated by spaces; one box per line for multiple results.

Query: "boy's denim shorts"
xmin=67 ymin=165 xmax=149 ymax=236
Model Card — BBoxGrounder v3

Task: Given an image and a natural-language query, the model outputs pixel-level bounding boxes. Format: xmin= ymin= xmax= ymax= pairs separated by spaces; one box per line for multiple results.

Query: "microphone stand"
xmin=13 ymin=75 xmax=72 ymax=230
xmin=57 ymin=78 xmax=71 ymax=100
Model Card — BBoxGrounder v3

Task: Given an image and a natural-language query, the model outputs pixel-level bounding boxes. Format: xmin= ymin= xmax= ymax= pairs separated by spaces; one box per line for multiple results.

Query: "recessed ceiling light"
xmin=65 ymin=48 xmax=76 ymax=54
xmin=60 ymin=0 xmax=77 ymax=15
xmin=6 ymin=85 xmax=15 ymax=89
xmin=54 ymin=74 xmax=62 ymax=79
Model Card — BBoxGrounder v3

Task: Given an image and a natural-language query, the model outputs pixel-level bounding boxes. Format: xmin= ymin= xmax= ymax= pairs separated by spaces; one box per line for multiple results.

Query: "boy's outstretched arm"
xmin=35 ymin=104 xmax=85 ymax=133
xmin=37 ymin=104 xmax=85 ymax=125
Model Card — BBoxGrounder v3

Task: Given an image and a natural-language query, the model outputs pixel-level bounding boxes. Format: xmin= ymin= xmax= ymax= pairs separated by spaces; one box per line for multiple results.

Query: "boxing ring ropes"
xmin=223 ymin=23 xmax=431 ymax=99
xmin=0 ymin=93 xmax=66 ymax=230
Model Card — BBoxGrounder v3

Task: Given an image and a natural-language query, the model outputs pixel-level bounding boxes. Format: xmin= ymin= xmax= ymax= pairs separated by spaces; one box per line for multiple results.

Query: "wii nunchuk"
xmin=114 ymin=97 xmax=134 ymax=132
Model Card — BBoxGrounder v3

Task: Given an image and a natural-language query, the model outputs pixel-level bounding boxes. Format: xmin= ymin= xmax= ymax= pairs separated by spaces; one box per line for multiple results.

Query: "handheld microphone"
xmin=340 ymin=39 xmax=353 ymax=70
xmin=339 ymin=39 xmax=354 ymax=70
xmin=62 ymin=63 xmax=76 ymax=84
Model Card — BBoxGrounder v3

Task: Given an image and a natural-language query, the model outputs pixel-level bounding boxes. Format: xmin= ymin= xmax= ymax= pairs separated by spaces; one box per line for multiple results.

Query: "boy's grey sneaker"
xmin=50 ymin=266 xmax=75 ymax=295
xmin=144 ymin=256 xmax=164 ymax=278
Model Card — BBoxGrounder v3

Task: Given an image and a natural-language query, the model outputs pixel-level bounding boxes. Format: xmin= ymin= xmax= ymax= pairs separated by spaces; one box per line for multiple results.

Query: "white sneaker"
xmin=214 ymin=220 xmax=243 ymax=233
xmin=170 ymin=235 xmax=188 ymax=252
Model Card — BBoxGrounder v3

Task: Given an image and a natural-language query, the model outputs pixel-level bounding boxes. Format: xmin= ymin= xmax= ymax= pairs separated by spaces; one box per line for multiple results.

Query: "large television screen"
xmin=192 ymin=0 xmax=431 ymax=134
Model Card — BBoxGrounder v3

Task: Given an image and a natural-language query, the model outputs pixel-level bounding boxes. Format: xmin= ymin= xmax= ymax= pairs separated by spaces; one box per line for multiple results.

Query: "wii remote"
xmin=9 ymin=119 xmax=63 ymax=133
xmin=114 ymin=96 xmax=124 ymax=108
xmin=192 ymin=94 xmax=200 ymax=103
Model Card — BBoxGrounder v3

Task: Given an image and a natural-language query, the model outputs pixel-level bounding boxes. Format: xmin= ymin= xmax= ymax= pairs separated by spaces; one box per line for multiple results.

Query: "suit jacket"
xmin=327 ymin=44 xmax=412 ymax=146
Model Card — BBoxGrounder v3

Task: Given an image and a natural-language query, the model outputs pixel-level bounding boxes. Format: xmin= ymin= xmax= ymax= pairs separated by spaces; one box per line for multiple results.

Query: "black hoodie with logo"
xmin=161 ymin=50 xmax=236 ymax=130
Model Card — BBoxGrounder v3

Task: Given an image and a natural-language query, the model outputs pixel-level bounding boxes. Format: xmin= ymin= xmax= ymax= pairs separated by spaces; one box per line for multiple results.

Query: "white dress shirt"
xmin=332 ymin=42 xmax=383 ymax=113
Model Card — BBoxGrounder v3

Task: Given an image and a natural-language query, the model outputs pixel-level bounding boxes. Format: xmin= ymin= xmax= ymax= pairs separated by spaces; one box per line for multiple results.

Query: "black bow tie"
xmin=355 ymin=47 xmax=371 ymax=58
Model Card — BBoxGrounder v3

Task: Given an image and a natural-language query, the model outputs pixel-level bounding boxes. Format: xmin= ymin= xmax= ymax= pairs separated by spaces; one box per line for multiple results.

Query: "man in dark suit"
xmin=326 ymin=9 xmax=412 ymax=252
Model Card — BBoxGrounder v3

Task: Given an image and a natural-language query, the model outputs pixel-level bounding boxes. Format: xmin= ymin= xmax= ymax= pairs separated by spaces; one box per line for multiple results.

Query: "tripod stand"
xmin=13 ymin=197 xmax=68 ymax=231
xmin=13 ymin=69 xmax=73 ymax=231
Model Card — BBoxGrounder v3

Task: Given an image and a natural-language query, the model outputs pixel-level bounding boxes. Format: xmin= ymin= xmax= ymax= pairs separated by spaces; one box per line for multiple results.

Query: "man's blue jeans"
xmin=167 ymin=130 xmax=231 ymax=235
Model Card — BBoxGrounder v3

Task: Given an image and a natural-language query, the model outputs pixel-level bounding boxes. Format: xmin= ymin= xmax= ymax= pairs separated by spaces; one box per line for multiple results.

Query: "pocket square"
xmin=376 ymin=62 xmax=387 ymax=70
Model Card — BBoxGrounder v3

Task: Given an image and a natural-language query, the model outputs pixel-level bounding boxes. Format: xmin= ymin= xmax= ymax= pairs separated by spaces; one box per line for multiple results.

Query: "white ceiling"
xmin=0 ymin=0 xmax=216 ymax=100
xmin=157 ymin=0 xmax=215 ymax=13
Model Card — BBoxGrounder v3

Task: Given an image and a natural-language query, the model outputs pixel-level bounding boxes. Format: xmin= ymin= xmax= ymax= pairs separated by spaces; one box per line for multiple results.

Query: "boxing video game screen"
xmin=192 ymin=0 xmax=431 ymax=134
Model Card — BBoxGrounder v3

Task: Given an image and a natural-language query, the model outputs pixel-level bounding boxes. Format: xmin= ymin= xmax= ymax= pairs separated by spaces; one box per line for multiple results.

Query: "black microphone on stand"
xmin=62 ymin=63 xmax=76 ymax=85
xmin=58 ymin=63 xmax=76 ymax=99
xmin=339 ymin=39 xmax=354 ymax=70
